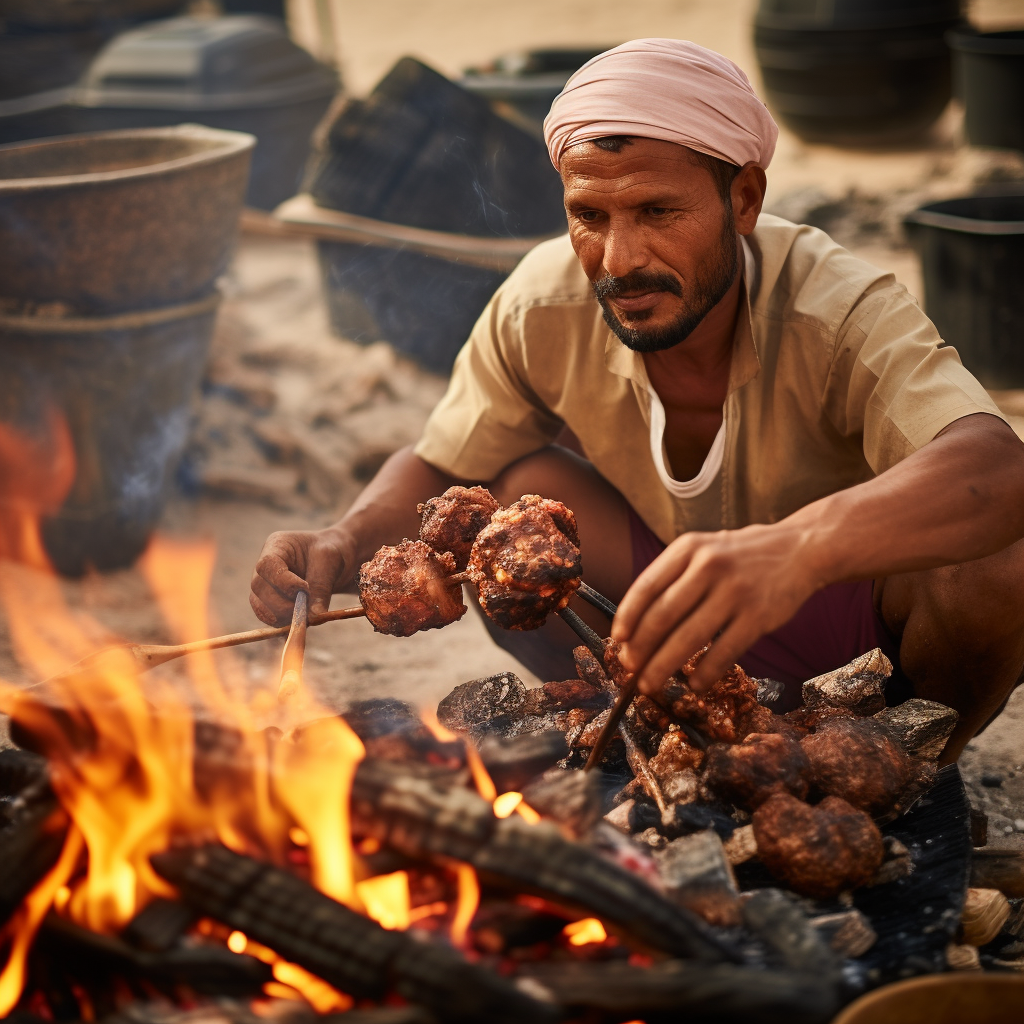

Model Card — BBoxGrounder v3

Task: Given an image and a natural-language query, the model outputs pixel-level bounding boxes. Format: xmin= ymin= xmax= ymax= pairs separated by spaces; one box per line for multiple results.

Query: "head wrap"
xmin=543 ymin=39 xmax=778 ymax=171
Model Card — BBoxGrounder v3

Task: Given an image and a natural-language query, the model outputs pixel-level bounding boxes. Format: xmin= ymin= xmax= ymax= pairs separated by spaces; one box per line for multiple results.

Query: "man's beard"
xmin=592 ymin=212 xmax=739 ymax=354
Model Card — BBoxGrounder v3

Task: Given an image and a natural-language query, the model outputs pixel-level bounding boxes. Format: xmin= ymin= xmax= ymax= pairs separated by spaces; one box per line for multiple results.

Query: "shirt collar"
xmin=602 ymin=235 xmax=761 ymax=392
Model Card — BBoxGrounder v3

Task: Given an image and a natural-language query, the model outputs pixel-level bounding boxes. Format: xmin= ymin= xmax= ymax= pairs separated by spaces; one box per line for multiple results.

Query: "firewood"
xmin=946 ymin=942 xmax=982 ymax=971
xmin=522 ymin=768 xmax=603 ymax=839
xmin=959 ymin=887 xmax=1011 ymax=946
xmin=0 ymin=778 xmax=67 ymax=927
xmin=122 ymin=898 xmax=197 ymax=953
xmin=151 ymin=844 xmax=556 ymax=1024
xmin=0 ymin=747 xmax=48 ymax=800
xmin=477 ymin=730 xmax=568 ymax=793
xmin=38 ymin=911 xmax=272 ymax=997
xmin=810 ymin=910 xmax=877 ymax=958
xmin=875 ymin=699 xmax=958 ymax=760
xmin=723 ymin=824 xmax=757 ymax=865
xmin=740 ymin=889 xmax=838 ymax=975
xmin=971 ymin=848 xmax=1024 ymax=898
xmin=517 ymin=960 xmax=842 ymax=1024
xmin=471 ymin=814 xmax=738 ymax=961
xmin=801 ymin=648 xmax=890 ymax=716
xmin=350 ymin=759 xmax=738 ymax=962
xmin=654 ymin=831 xmax=741 ymax=927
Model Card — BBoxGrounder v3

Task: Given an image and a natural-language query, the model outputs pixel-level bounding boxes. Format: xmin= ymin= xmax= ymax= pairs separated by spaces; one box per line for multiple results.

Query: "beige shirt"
xmin=415 ymin=214 xmax=1004 ymax=544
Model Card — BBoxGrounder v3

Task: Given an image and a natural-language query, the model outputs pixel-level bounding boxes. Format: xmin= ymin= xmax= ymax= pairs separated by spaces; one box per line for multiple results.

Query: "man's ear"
xmin=732 ymin=162 xmax=767 ymax=235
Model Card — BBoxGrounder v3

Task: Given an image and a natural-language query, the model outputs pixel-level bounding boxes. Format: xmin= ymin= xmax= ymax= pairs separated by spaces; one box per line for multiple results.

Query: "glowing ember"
xmin=493 ymin=791 xmax=524 ymax=818
xmin=563 ymin=918 xmax=608 ymax=946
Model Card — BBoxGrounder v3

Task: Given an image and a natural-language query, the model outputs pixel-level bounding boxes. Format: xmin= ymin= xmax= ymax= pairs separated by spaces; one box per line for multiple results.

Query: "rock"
xmin=875 ymin=698 xmax=959 ymax=761
xmin=603 ymin=799 xmax=633 ymax=834
xmin=436 ymin=672 xmax=527 ymax=738
xmin=811 ymin=910 xmax=877 ymax=958
xmin=981 ymin=772 xmax=1004 ymax=788
xmin=654 ymin=830 xmax=741 ymax=927
xmin=871 ymin=836 xmax=914 ymax=886
xmin=723 ymin=824 xmax=758 ymax=866
xmin=802 ymin=648 xmax=890 ymax=716
xmin=522 ymin=768 xmax=604 ymax=840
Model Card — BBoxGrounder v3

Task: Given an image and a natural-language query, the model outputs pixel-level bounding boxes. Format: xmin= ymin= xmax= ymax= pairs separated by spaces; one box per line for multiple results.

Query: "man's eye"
xmin=576 ymin=210 xmax=600 ymax=223
xmin=646 ymin=207 xmax=671 ymax=217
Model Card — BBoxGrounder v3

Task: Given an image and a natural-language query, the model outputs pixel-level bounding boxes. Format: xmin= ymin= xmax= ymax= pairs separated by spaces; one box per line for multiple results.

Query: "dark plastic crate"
xmin=949 ymin=29 xmax=1024 ymax=152
xmin=905 ymin=193 xmax=1024 ymax=388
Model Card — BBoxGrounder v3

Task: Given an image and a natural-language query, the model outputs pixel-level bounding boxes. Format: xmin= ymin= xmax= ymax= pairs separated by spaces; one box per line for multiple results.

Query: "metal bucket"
xmin=0 ymin=293 xmax=219 ymax=575
xmin=0 ymin=124 xmax=253 ymax=314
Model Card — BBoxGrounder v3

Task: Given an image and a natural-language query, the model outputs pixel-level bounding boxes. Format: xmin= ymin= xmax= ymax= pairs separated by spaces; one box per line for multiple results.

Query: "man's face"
xmin=561 ymin=138 xmax=738 ymax=353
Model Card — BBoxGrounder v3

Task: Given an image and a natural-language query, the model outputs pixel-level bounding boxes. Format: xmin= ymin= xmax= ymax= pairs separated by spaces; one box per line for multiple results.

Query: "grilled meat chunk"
xmin=701 ymin=732 xmax=810 ymax=811
xmin=417 ymin=485 xmax=501 ymax=570
xmin=801 ymin=717 xmax=919 ymax=817
xmin=752 ymin=792 xmax=884 ymax=898
xmin=468 ymin=497 xmax=582 ymax=631
xmin=358 ymin=540 xmax=467 ymax=637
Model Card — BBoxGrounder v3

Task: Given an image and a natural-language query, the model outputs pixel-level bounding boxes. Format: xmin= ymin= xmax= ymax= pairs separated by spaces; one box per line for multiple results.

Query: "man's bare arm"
xmin=249 ymin=446 xmax=459 ymax=625
xmin=612 ymin=414 xmax=1024 ymax=693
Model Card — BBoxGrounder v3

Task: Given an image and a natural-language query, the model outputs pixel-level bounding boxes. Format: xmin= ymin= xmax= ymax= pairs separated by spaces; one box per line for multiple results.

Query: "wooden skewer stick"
xmin=35 ymin=569 xmax=474 ymax=690
xmin=277 ymin=590 xmax=308 ymax=704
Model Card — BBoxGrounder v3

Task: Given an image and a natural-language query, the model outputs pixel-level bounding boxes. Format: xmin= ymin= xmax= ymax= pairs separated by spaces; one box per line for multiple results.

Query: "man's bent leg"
xmin=475 ymin=446 xmax=634 ymax=682
xmin=877 ymin=538 xmax=1024 ymax=762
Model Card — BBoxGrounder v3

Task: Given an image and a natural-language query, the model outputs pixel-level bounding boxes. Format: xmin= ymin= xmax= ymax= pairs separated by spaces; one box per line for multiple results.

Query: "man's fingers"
xmin=305 ymin=547 xmax=346 ymax=618
xmin=612 ymin=537 xmax=700 ymax=642
xmin=634 ymin=598 xmax=731 ymax=695
xmin=685 ymin=621 xmax=759 ymax=693
xmin=254 ymin=552 xmax=308 ymax=600
xmin=249 ymin=589 xmax=287 ymax=628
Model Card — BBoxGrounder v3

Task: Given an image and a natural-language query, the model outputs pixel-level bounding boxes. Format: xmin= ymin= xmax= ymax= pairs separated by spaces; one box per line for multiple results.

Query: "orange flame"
xmin=563 ymin=918 xmax=608 ymax=946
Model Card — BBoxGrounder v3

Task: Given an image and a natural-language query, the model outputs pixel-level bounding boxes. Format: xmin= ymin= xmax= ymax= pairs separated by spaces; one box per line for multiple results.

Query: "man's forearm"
xmin=796 ymin=414 xmax=1024 ymax=587
xmin=328 ymin=446 xmax=460 ymax=571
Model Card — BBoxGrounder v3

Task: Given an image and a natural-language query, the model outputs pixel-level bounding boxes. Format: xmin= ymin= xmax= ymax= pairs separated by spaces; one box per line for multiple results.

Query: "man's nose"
xmin=601 ymin=221 xmax=650 ymax=280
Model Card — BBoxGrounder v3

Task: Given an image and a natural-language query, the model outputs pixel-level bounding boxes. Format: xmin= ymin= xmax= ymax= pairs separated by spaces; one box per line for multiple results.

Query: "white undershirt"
xmin=647 ymin=389 xmax=726 ymax=498
xmin=644 ymin=238 xmax=753 ymax=500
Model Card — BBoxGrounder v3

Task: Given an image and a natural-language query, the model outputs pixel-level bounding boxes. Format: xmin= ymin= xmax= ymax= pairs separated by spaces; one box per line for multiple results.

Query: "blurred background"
xmin=2 ymin=0 xmax=1024 ymax=830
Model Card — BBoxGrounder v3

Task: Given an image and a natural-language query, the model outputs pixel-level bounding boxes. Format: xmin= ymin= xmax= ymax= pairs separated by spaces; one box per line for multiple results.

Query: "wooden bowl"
xmin=833 ymin=974 xmax=1024 ymax=1024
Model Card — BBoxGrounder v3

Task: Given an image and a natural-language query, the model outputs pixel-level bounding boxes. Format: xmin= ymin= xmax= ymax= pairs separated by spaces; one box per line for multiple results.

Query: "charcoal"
xmin=471 ymin=815 xmax=738 ymax=962
xmin=628 ymin=797 xmax=662 ymax=834
xmin=522 ymin=679 xmax=610 ymax=715
xmin=122 ymin=898 xmax=197 ymax=953
xmin=660 ymin=801 xmax=741 ymax=841
xmin=871 ymin=836 xmax=914 ymax=885
xmin=654 ymin=831 xmax=741 ymax=927
xmin=344 ymin=698 xmax=422 ymax=739
xmin=437 ymin=672 xmax=527 ymax=739
xmin=152 ymin=844 xmax=556 ymax=1024
xmin=38 ymin=911 xmax=272 ymax=997
xmin=810 ymin=909 xmax=877 ymax=958
xmin=0 ymin=780 xmax=67 ymax=927
xmin=740 ymin=889 xmax=838 ymax=975
xmin=471 ymin=900 xmax=568 ymax=952
xmin=193 ymin=720 xmax=261 ymax=805
xmin=802 ymin=648 xmax=890 ymax=716
xmin=518 ymin=960 xmax=842 ymax=1024
xmin=723 ymin=824 xmax=758 ymax=865
xmin=756 ymin=679 xmax=786 ymax=707
xmin=478 ymin=731 xmax=568 ymax=792
xmin=0 ymin=746 xmax=48 ymax=798
xmin=875 ymin=699 xmax=958 ymax=761
xmin=523 ymin=768 xmax=604 ymax=839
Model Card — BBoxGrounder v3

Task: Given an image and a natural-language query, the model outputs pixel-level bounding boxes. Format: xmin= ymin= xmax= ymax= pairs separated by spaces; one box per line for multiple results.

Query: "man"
xmin=251 ymin=39 xmax=1024 ymax=760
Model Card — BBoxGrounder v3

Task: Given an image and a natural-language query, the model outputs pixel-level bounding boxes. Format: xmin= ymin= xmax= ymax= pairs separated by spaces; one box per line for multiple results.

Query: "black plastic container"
xmin=304 ymin=57 xmax=565 ymax=372
xmin=754 ymin=0 xmax=962 ymax=145
xmin=70 ymin=15 xmax=337 ymax=209
xmin=460 ymin=47 xmax=613 ymax=134
xmin=307 ymin=58 xmax=565 ymax=238
xmin=948 ymin=29 xmax=1024 ymax=152
xmin=904 ymin=193 xmax=1024 ymax=388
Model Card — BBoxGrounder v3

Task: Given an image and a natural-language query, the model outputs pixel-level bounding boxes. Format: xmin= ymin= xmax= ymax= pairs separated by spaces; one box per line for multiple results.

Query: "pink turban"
xmin=543 ymin=39 xmax=778 ymax=171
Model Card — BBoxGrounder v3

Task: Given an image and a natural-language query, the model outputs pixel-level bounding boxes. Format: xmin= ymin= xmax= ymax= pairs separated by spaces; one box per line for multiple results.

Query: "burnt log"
xmin=151 ymin=843 xmax=556 ymax=1024
xmin=477 ymin=730 xmax=568 ymax=792
xmin=351 ymin=758 xmax=737 ymax=962
xmin=740 ymin=889 xmax=838 ymax=975
xmin=436 ymin=672 xmax=527 ymax=739
xmin=122 ymin=898 xmax=197 ymax=953
xmin=0 ymin=747 xmax=48 ymax=799
xmin=522 ymin=768 xmax=604 ymax=839
xmin=518 ymin=960 xmax=842 ymax=1024
xmin=0 ymin=778 xmax=67 ymax=927
xmin=37 ymin=911 xmax=271 ymax=997
xmin=654 ymin=831 xmax=741 ymax=927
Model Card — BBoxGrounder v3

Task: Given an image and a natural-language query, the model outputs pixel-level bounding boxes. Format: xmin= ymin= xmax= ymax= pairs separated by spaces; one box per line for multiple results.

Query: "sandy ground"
xmin=1 ymin=0 xmax=1022 ymax=832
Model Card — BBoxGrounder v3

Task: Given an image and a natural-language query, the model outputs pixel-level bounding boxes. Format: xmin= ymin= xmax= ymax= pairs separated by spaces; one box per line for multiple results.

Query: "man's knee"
xmin=489 ymin=446 xmax=593 ymax=507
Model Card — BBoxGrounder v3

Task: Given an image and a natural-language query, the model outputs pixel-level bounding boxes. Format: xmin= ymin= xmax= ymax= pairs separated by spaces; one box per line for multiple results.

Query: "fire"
xmin=563 ymin=918 xmax=608 ymax=946
xmin=356 ymin=870 xmax=411 ymax=930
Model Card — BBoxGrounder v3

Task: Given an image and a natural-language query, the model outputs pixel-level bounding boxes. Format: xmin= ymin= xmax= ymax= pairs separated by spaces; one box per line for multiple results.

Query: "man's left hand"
xmin=610 ymin=523 xmax=824 ymax=694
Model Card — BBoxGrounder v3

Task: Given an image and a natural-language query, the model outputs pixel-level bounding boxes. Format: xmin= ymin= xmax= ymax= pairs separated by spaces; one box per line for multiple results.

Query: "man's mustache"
xmin=593 ymin=270 xmax=683 ymax=301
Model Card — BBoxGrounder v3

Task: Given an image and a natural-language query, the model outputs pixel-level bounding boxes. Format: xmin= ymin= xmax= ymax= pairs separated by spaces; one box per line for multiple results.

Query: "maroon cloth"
xmin=628 ymin=507 xmax=905 ymax=710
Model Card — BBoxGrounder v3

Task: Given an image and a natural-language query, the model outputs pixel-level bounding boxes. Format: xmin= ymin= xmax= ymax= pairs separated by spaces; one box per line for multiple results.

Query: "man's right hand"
xmin=249 ymin=527 xmax=352 ymax=626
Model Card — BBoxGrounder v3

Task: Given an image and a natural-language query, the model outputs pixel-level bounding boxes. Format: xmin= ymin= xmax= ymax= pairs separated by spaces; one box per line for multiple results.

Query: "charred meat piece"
xmin=359 ymin=540 xmax=467 ymax=637
xmin=417 ymin=485 xmax=501 ymax=570
xmin=752 ymin=792 xmax=884 ymax=898
xmin=574 ymin=644 xmax=614 ymax=692
xmin=660 ymin=654 xmax=761 ymax=744
xmin=509 ymin=493 xmax=580 ymax=546
xmin=650 ymin=729 xmax=705 ymax=777
xmin=468 ymin=498 xmax=582 ymax=631
xmin=701 ymin=732 xmax=809 ymax=811
xmin=801 ymin=717 xmax=919 ymax=817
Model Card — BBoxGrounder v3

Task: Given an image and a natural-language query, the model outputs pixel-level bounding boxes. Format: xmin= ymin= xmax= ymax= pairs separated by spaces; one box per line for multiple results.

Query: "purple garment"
xmin=628 ymin=507 xmax=905 ymax=710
